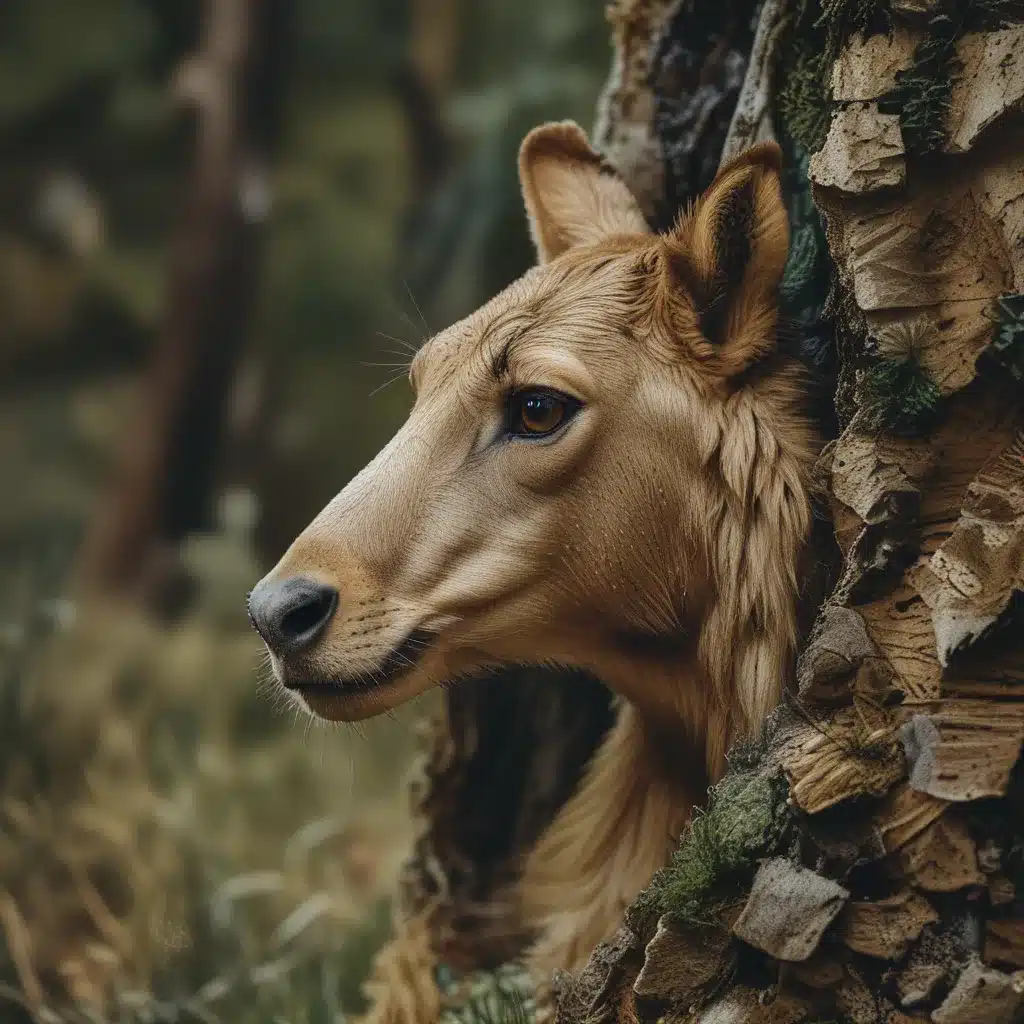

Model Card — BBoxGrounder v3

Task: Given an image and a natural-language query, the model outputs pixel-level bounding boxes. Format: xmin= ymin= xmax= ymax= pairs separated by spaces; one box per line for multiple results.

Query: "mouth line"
xmin=283 ymin=627 xmax=436 ymax=699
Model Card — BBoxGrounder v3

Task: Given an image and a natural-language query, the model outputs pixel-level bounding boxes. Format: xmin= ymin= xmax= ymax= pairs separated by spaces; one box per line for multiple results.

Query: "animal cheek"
xmin=505 ymin=423 xmax=596 ymax=496
xmin=422 ymin=548 xmax=544 ymax=614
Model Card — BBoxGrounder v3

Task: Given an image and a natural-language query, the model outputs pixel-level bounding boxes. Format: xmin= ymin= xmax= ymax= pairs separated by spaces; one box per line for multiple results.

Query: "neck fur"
xmin=583 ymin=368 xmax=815 ymax=781
xmin=521 ymin=362 xmax=818 ymax=979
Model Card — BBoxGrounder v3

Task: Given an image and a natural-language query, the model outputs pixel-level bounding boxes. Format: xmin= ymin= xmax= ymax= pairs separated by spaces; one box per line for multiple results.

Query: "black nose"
xmin=248 ymin=577 xmax=338 ymax=655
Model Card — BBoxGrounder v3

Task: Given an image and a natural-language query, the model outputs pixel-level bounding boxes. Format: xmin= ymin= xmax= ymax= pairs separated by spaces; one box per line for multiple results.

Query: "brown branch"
xmin=75 ymin=0 xmax=291 ymax=611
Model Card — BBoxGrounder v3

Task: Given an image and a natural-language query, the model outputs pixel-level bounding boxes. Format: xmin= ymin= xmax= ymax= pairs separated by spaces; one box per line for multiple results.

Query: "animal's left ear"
xmin=519 ymin=121 xmax=650 ymax=263
xmin=665 ymin=142 xmax=789 ymax=375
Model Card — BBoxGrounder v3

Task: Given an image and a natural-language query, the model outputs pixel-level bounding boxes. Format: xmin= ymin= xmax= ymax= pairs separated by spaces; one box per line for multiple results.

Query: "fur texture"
xmin=253 ymin=121 xmax=817 ymax=993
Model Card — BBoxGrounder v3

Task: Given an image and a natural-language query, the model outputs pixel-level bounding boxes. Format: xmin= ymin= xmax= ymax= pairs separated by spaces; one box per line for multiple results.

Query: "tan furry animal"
xmin=249 ymin=121 xmax=816 ymax=997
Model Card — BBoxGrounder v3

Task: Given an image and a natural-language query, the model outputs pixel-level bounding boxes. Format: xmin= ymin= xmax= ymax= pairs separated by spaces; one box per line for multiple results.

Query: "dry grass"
xmin=0 ymin=565 xmax=423 ymax=1023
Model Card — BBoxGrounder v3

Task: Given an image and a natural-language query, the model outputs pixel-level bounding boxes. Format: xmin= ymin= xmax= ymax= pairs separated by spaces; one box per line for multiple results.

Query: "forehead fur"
xmin=411 ymin=237 xmax=654 ymax=393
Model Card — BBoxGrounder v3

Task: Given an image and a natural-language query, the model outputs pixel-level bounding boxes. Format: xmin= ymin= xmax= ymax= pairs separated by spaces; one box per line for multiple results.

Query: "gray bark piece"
xmin=893 ymin=0 xmax=940 ymax=15
xmin=633 ymin=915 xmax=731 ymax=1005
xmin=898 ymin=960 xmax=947 ymax=1009
xmin=901 ymin=714 xmax=943 ymax=796
xmin=719 ymin=0 xmax=783 ymax=164
xmin=731 ymin=858 xmax=849 ymax=962
xmin=553 ymin=925 xmax=640 ymax=1024
xmin=796 ymin=604 xmax=881 ymax=701
xmin=901 ymin=707 xmax=1024 ymax=802
xmin=947 ymin=28 xmax=1024 ymax=154
xmin=931 ymin=957 xmax=1024 ymax=1023
xmin=831 ymin=28 xmax=916 ymax=101
xmin=809 ymin=103 xmax=905 ymax=193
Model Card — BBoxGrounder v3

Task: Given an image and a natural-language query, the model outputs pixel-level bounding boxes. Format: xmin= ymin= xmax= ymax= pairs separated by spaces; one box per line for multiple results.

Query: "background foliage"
xmin=0 ymin=1 xmax=609 ymax=1019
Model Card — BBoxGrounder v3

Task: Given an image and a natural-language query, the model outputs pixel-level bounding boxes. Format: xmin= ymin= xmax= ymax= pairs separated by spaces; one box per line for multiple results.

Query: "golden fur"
xmin=254 ymin=122 xmax=817 ymax=989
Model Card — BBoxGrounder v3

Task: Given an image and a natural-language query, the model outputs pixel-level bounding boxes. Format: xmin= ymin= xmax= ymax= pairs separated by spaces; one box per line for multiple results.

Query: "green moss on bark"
xmin=881 ymin=0 xmax=1024 ymax=156
xmin=778 ymin=0 xmax=1024 ymax=160
xmin=775 ymin=0 xmax=891 ymax=154
xmin=639 ymin=769 xmax=793 ymax=928
xmin=979 ymin=293 xmax=1024 ymax=382
xmin=859 ymin=352 xmax=942 ymax=437
xmin=884 ymin=4 xmax=962 ymax=157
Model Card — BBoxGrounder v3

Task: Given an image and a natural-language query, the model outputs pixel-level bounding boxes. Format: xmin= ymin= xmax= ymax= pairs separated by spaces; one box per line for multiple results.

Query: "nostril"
xmin=249 ymin=577 xmax=338 ymax=653
xmin=281 ymin=588 xmax=337 ymax=641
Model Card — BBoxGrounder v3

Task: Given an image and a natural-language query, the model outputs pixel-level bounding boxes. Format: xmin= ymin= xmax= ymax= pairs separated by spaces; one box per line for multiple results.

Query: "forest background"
xmin=0 ymin=1 xmax=609 ymax=1019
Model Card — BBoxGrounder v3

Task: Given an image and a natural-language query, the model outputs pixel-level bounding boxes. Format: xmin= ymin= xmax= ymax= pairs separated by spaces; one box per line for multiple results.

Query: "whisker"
xmin=368 ymin=370 xmax=409 ymax=398
xmin=403 ymin=279 xmax=431 ymax=337
xmin=360 ymin=360 xmax=413 ymax=370
xmin=375 ymin=330 xmax=419 ymax=355
xmin=392 ymin=303 xmax=426 ymax=345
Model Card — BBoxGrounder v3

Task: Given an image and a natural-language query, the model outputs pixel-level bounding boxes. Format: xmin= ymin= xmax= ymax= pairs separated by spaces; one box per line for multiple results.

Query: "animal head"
xmin=249 ymin=122 xmax=815 ymax=758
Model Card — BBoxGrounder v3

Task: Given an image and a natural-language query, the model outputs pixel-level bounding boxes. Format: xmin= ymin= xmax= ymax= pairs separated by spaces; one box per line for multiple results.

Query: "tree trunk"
xmin=397 ymin=0 xmax=460 ymax=200
xmin=361 ymin=669 xmax=616 ymax=1022
xmin=75 ymin=0 xmax=291 ymax=614
xmin=554 ymin=1 xmax=1024 ymax=1022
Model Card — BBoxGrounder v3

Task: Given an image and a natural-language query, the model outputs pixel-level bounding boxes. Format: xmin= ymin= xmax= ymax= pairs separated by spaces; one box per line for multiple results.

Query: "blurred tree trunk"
xmin=75 ymin=0 xmax=291 ymax=613
xmin=554 ymin=2 xmax=1024 ymax=1023
xmin=400 ymin=0 xmax=460 ymax=198
xmin=392 ymin=0 xmax=462 ymax=310
xmin=246 ymin=0 xmax=461 ymax=570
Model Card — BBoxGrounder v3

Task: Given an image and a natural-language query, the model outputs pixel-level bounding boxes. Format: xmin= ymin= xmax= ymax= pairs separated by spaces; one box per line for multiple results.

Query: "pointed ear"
xmin=665 ymin=141 xmax=789 ymax=374
xmin=519 ymin=121 xmax=650 ymax=263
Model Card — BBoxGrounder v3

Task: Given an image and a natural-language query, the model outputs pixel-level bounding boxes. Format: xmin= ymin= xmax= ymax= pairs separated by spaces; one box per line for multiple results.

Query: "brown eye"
xmin=508 ymin=389 xmax=580 ymax=438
